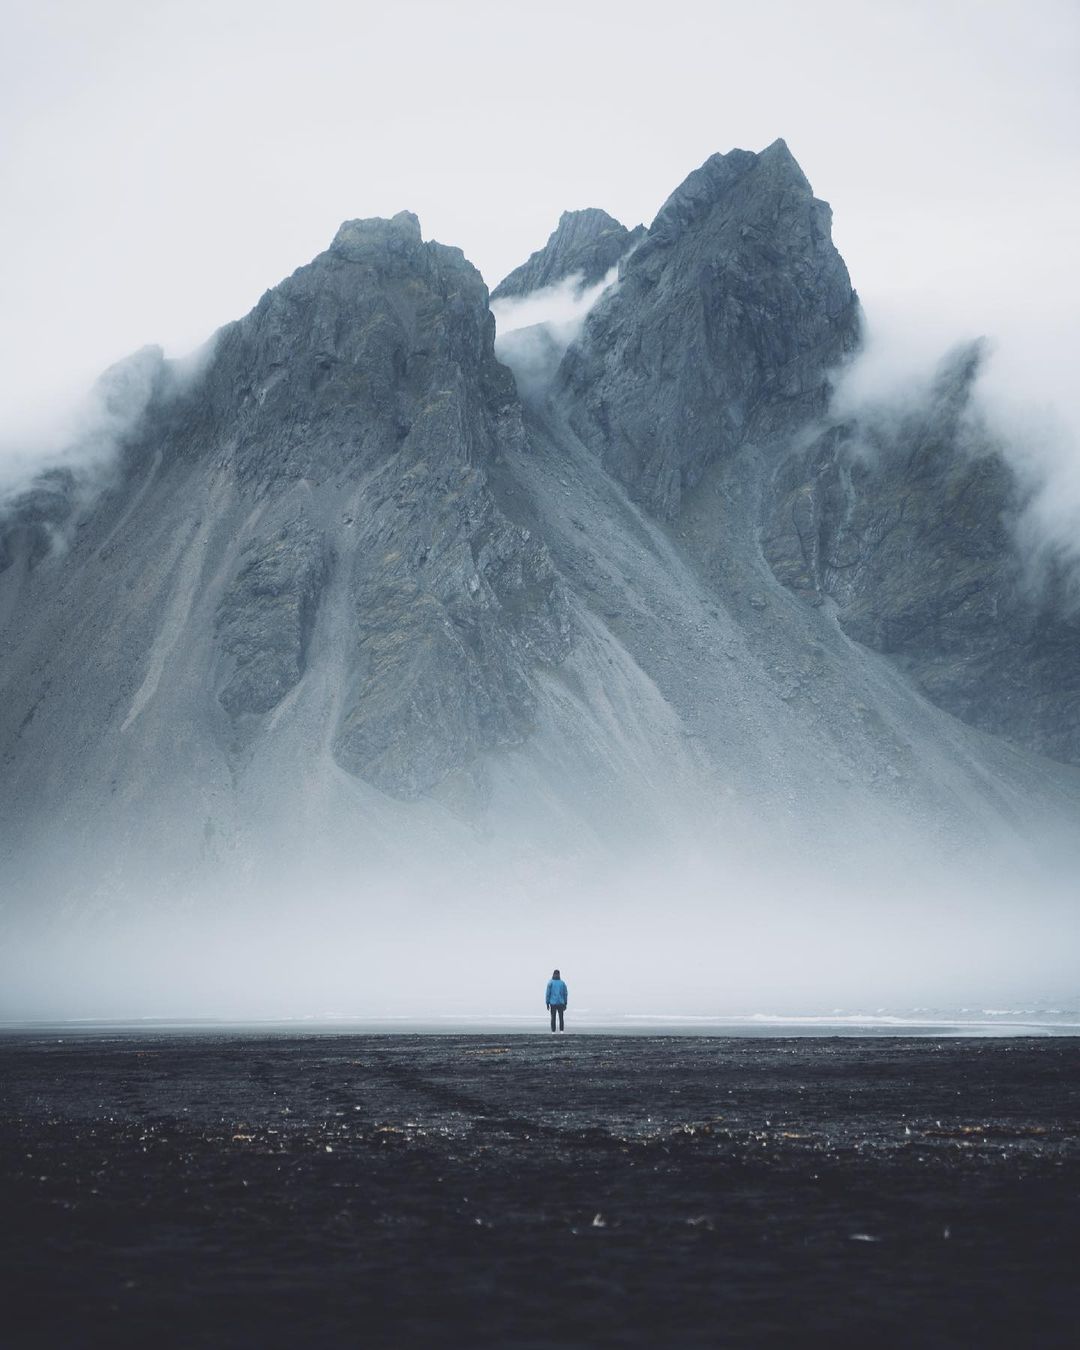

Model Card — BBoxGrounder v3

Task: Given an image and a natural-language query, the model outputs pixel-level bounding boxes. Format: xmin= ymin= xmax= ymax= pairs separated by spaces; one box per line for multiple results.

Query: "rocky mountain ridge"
xmin=1 ymin=140 xmax=1078 ymax=909
xmin=558 ymin=139 xmax=859 ymax=519
xmin=490 ymin=208 xmax=644 ymax=301
xmin=762 ymin=341 xmax=1080 ymax=762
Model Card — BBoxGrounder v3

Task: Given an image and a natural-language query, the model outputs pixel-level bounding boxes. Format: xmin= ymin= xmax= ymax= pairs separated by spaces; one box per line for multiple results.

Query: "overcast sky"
xmin=2 ymin=0 xmax=1078 ymax=443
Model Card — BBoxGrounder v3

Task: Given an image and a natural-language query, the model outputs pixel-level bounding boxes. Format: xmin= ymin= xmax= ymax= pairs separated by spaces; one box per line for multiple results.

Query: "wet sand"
xmin=2 ymin=1033 xmax=1078 ymax=1348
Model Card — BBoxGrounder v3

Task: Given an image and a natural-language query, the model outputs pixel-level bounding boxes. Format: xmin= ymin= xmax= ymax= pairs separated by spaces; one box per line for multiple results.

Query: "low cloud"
xmin=829 ymin=306 xmax=1080 ymax=578
xmin=1 ymin=346 xmax=163 ymax=495
xmin=492 ymin=266 xmax=618 ymax=344
xmin=0 ymin=338 xmax=215 ymax=560
xmin=491 ymin=266 xmax=618 ymax=394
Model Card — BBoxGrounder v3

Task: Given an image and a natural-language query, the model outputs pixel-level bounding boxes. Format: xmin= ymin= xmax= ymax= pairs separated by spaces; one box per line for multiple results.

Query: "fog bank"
xmin=4 ymin=820 xmax=1078 ymax=1024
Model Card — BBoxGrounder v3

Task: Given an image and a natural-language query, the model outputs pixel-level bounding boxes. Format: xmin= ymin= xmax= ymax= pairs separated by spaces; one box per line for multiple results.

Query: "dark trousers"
xmin=549 ymin=1004 xmax=565 ymax=1031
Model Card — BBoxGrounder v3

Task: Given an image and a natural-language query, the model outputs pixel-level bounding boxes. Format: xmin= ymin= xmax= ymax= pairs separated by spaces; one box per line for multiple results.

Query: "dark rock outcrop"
xmin=491 ymin=209 xmax=644 ymax=302
xmin=334 ymin=460 xmax=570 ymax=798
xmin=195 ymin=211 xmax=524 ymax=486
xmin=193 ymin=208 xmax=576 ymax=784
xmin=559 ymin=140 xmax=860 ymax=519
xmin=762 ymin=342 xmax=1080 ymax=762
xmin=0 ymin=210 xmax=575 ymax=807
xmin=215 ymin=516 xmax=329 ymax=717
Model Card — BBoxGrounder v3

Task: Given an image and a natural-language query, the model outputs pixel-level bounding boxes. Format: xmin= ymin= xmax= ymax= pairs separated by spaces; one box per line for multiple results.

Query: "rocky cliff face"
xmin=202 ymin=211 xmax=574 ymax=796
xmin=558 ymin=140 xmax=860 ymax=518
xmin=0 ymin=209 xmax=572 ymax=831
xmin=762 ymin=342 xmax=1080 ymax=763
xmin=1 ymin=143 xmax=1079 ymax=909
xmin=197 ymin=212 xmax=521 ymax=484
xmin=490 ymin=208 xmax=644 ymax=301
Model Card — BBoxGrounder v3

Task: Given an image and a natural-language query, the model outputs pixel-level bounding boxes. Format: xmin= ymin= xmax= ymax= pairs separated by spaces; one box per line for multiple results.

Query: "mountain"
xmin=558 ymin=140 xmax=859 ymax=518
xmin=763 ymin=341 xmax=1080 ymax=764
xmin=2 ymin=142 xmax=1078 ymax=933
xmin=490 ymin=208 xmax=645 ymax=301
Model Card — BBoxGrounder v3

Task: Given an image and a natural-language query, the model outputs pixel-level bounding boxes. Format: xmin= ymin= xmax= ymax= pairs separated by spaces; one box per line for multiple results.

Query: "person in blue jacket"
xmin=545 ymin=969 xmax=568 ymax=1032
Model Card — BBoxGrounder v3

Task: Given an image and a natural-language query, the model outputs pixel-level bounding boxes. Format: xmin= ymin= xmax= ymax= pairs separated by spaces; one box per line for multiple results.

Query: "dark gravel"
xmin=2 ymin=1033 xmax=1078 ymax=1348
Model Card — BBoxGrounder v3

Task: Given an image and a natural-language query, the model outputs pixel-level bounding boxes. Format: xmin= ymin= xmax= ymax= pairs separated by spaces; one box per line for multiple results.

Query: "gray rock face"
xmin=543 ymin=145 xmax=1080 ymax=769
xmin=215 ymin=516 xmax=329 ymax=717
xmin=334 ymin=460 xmax=570 ymax=798
xmin=490 ymin=209 xmax=644 ymax=301
xmin=2 ymin=140 xmax=1080 ymax=910
xmin=559 ymin=139 xmax=860 ymax=519
xmin=762 ymin=342 xmax=1080 ymax=762
xmin=0 ymin=210 xmax=573 ymax=810
xmin=193 ymin=208 xmax=574 ymax=786
xmin=193 ymin=211 xmax=522 ymax=486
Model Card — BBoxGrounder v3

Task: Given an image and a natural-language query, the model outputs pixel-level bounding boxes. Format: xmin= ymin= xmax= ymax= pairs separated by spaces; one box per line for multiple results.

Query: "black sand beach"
xmin=2 ymin=1033 xmax=1078 ymax=1348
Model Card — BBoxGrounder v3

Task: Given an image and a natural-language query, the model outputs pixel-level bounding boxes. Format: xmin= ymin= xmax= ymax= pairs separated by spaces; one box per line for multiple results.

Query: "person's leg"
xmin=550 ymin=1006 xmax=557 ymax=1032
xmin=558 ymin=1006 xmax=565 ymax=1031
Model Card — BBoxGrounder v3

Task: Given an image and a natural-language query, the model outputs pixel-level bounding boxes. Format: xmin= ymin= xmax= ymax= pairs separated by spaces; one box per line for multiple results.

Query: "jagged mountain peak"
xmin=326 ymin=209 xmax=479 ymax=276
xmin=559 ymin=141 xmax=857 ymax=518
xmin=3 ymin=139 xmax=1080 ymax=918
xmin=331 ymin=208 xmax=422 ymax=251
xmin=490 ymin=208 xmax=644 ymax=301
xmin=556 ymin=206 xmax=624 ymax=233
xmin=191 ymin=208 xmax=516 ymax=486
xmin=645 ymin=139 xmax=820 ymax=252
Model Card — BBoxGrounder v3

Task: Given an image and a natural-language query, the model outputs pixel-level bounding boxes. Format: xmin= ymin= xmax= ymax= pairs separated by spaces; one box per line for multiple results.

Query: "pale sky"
xmin=2 ymin=0 xmax=1078 ymax=448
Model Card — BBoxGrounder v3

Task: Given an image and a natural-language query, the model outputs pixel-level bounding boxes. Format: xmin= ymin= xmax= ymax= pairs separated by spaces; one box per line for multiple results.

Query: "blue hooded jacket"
xmin=545 ymin=978 xmax=568 ymax=1007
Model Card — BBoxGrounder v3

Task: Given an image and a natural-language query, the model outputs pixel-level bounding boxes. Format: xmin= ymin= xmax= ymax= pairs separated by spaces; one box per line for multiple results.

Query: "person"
xmin=545 ymin=968 xmax=568 ymax=1032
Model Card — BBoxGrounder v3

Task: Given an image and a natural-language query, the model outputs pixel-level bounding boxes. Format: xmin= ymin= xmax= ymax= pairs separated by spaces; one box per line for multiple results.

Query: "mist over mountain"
xmin=2 ymin=141 xmax=1078 ymax=1019
xmin=490 ymin=209 xmax=645 ymax=302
